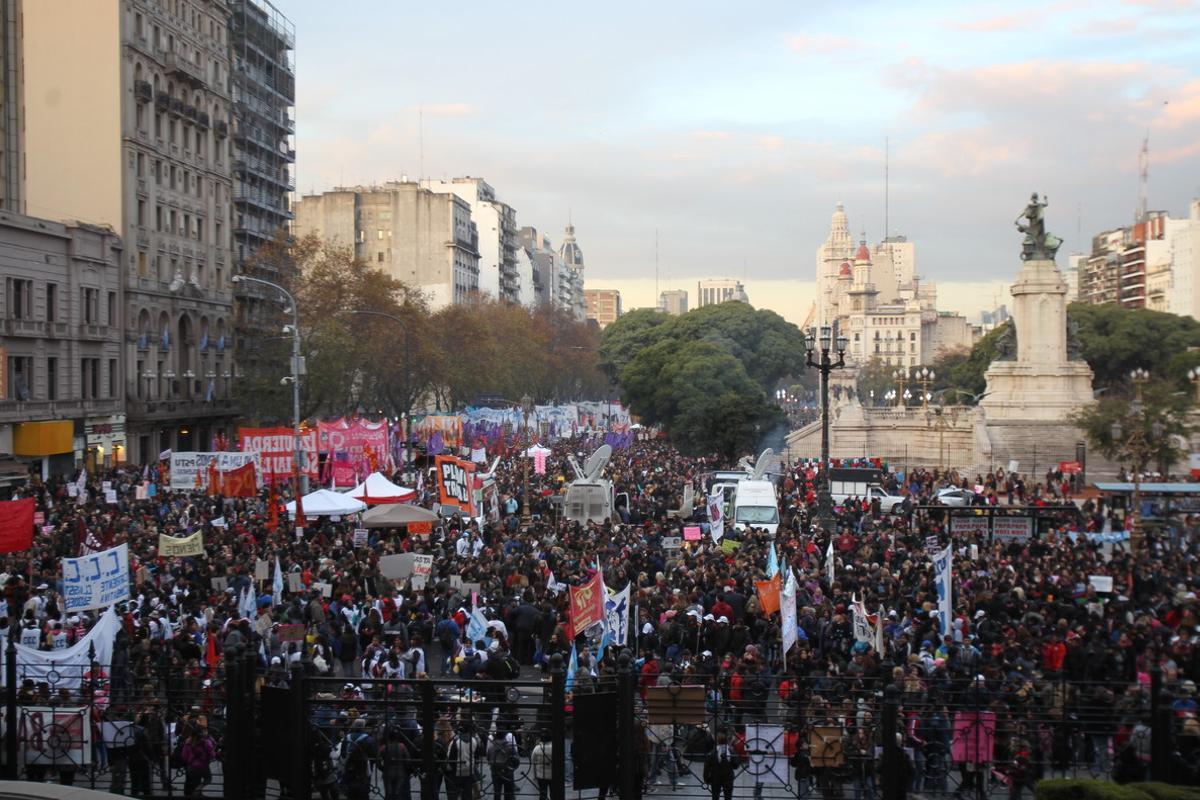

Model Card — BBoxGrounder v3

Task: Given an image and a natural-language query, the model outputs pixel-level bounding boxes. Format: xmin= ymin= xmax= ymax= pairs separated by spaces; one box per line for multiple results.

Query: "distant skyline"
xmin=289 ymin=0 xmax=1200 ymax=323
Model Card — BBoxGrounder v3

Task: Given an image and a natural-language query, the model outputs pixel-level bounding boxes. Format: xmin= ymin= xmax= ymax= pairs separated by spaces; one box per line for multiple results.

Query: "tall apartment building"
xmin=696 ymin=278 xmax=749 ymax=308
xmin=658 ymin=289 xmax=688 ymax=316
xmin=420 ymin=177 xmax=520 ymax=303
xmin=557 ymin=223 xmax=586 ymax=320
xmin=0 ymin=212 xmax=126 ymax=476
xmin=229 ymin=0 xmax=295 ymax=374
xmin=16 ymin=0 xmax=238 ymax=463
xmin=584 ymin=289 xmax=621 ymax=328
xmin=519 ymin=226 xmax=585 ymax=319
xmin=294 ymin=182 xmax=480 ymax=309
xmin=0 ymin=0 xmax=19 ymax=212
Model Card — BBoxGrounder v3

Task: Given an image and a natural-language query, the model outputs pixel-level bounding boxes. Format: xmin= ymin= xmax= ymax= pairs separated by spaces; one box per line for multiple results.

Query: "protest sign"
xmin=949 ymin=517 xmax=989 ymax=537
xmin=661 ymin=536 xmax=682 ymax=549
xmin=237 ymin=427 xmax=318 ymax=485
xmin=313 ymin=581 xmax=333 ymax=598
xmin=379 ymin=554 xmax=410 ymax=580
xmin=992 ymin=517 xmax=1033 ymax=543
xmin=1088 ymin=575 xmax=1114 ymax=593
xmin=62 ymin=544 xmax=129 ymax=612
xmin=255 ymin=559 xmax=269 ymax=581
xmin=104 ymin=489 xmax=117 ymax=504
xmin=277 ymin=624 xmax=306 ymax=643
xmin=683 ymin=526 xmax=702 ymax=541
xmin=211 ymin=577 xmax=228 ymax=592
xmin=435 ymin=455 xmax=476 ymax=515
xmin=157 ymin=531 xmax=204 ymax=558
xmin=353 ymin=528 xmax=368 ymax=547
xmin=720 ymin=538 xmax=741 ymax=554
xmin=168 ymin=451 xmax=260 ymax=491
xmin=287 ymin=573 xmax=302 ymax=592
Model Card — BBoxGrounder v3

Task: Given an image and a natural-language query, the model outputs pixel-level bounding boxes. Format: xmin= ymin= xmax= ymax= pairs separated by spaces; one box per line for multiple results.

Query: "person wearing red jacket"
xmin=639 ymin=651 xmax=660 ymax=699
xmin=1041 ymin=633 xmax=1066 ymax=674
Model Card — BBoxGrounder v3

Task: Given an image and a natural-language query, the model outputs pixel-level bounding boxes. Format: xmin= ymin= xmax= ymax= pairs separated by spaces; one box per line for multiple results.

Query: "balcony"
xmin=126 ymin=397 xmax=237 ymax=420
xmin=78 ymin=323 xmax=111 ymax=340
xmin=155 ymin=91 xmax=169 ymax=111
xmin=0 ymin=398 xmax=121 ymax=423
xmin=135 ymin=80 xmax=153 ymax=102
xmin=215 ymin=120 xmax=229 ymax=138
xmin=2 ymin=318 xmax=45 ymax=337
xmin=165 ymin=52 xmax=204 ymax=86
xmin=170 ymin=97 xmax=185 ymax=116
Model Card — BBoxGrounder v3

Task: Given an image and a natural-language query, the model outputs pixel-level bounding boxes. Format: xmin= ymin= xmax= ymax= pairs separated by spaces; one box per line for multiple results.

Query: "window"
xmin=378 ymin=252 xmax=384 ymax=263
xmin=108 ymin=359 xmax=118 ymax=398
xmin=46 ymin=357 xmax=57 ymax=401
xmin=7 ymin=356 xmax=32 ymax=400
xmin=81 ymin=358 xmax=100 ymax=400
xmin=5 ymin=278 xmax=32 ymax=319
xmin=155 ymin=113 xmax=163 ymax=139
xmin=136 ymin=153 xmax=145 ymax=177
xmin=155 ymin=205 xmax=163 ymax=231
xmin=136 ymin=360 xmax=144 ymax=399
xmin=168 ymin=210 xmax=176 ymax=234
xmin=135 ymin=13 xmax=144 ymax=39
xmin=107 ymin=292 xmax=117 ymax=326
xmin=82 ymin=288 xmax=99 ymax=324
xmin=46 ymin=283 xmax=57 ymax=322
xmin=136 ymin=103 xmax=146 ymax=131
xmin=138 ymin=252 xmax=148 ymax=277
xmin=168 ymin=119 xmax=176 ymax=145
xmin=137 ymin=200 xmax=147 ymax=226
xmin=170 ymin=165 xmax=176 ymax=189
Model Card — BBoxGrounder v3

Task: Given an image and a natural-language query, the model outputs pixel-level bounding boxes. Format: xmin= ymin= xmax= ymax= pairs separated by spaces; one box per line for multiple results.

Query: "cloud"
xmin=1074 ymin=16 xmax=1141 ymax=34
xmin=783 ymin=33 xmax=859 ymax=54
xmin=1120 ymin=0 xmax=1197 ymax=10
xmin=946 ymin=14 xmax=1030 ymax=32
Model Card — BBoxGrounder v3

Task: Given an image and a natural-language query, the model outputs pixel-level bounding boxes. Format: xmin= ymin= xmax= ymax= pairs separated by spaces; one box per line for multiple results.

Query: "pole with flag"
xmin=932 ymin=544 xmax=953 ymax=636
xmin=273 ymin=555 xmax=284 ymax=606
xmin=781 ymin=567 xmax=797 ymax=671
xmin=826 ymin=539 xmax=835 ymax=585
xmin=766 ymin=542 xmax=779 ymax=579
xmin=565 ymin=642 xmax=578 ymax=693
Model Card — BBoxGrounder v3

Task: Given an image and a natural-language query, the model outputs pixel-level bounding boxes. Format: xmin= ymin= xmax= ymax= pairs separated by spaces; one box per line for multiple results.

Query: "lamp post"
xmin=346 ymin=309 xmax=412 ymax=473
xmin=893 ymin=368 xmax=907 ymax=408
xmin=805 ymin=324 xmax=848 ymax=532
xmin=521 ymin=393 xmax=533 ymax=525
xmin=231 ymin=274 xmax=306 ymax=492
xmin=1110 ymin=368 xmax=1158 ymax=554
xmin=1188 ymin=367 xmax=1200 ymax=405
xmin=916 ymin=367 xmax=935 ymax=410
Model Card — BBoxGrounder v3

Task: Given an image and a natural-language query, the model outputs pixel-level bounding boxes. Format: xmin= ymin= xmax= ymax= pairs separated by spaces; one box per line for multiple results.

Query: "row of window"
xmin=5 ymin=279 xmax=117 ymax=326
xmin=6 ymin=356 xmax=116 ymax=402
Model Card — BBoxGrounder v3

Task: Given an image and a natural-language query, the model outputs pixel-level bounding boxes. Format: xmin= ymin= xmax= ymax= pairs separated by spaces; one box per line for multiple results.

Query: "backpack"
xmin=503 ymin=654 xmax=520 ymax=679
xmin=340 ymin=733 xmax=370 ymax=785
xmin=490 ymin=735 xmax=520 ymax=777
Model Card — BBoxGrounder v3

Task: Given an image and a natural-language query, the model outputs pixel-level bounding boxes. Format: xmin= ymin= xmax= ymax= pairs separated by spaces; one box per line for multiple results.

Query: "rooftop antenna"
xmin=1138 ymin=132 xmax=1148 ymax=223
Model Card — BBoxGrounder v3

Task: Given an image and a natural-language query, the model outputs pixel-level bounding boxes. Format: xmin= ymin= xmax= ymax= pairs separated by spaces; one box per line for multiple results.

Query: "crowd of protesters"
xmin=0 ymin=431 xmax=1197 ymax=798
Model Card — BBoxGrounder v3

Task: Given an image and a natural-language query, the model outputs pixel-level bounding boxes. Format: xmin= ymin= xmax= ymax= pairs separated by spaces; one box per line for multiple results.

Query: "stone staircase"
xmin=973 ymin=416 xmax=1122 ymax=480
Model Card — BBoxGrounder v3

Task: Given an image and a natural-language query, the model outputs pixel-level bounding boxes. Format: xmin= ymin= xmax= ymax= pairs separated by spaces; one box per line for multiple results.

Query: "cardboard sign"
xmin=211 ymin=576 xmax=228 ymax=592
xmin=277 ymin=624 xmax=306 ymax=643
xmin=682 ymin=526 xmax=702 ymax=541
xmin=661 ymin=536 xmax=682 ymax=549
xmin=410 ymin=575 xmax=427 ymax=591
xmin=449 ymin=575 xmax=464 ymax=591
xmin=379 ymin=553 xmax=411 ymax=579
xmin=101 ymin=481 xmax=112 ymax=492
xmin=104 ymin=489 xmax=117 ymax=505
xmin=1088 ymin=575 xmax=1114 ymax=593
xmin=353 ymin=528 xmax=369 ymax=547
xmin=255 ymin=559 xmax=270 ymax=581
xmin=313 ymin=581 xmax=332 ymax=598
xmin=719 ymin=538 xmax=741 ymax=554
xmin=287 ymin=573 xmax=302 ymax=592
xmin=157 ymin=531 xmax=204 ymax=558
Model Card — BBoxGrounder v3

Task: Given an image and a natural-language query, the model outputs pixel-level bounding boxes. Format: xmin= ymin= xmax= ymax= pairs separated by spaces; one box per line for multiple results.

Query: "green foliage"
xmin=602 ymin=301 xmax=803 ymax=461
xmin=1136 ymin=784 xmax=1200 ymax=800
xmin=856 ymin=357 xmax=899 ymax=406
xmin=928 ymin=322 xmax=1010 ymax=403
xmin=1069 ymin=302 xmax=1200 ymax=391
xmin=1068 ymin=380 xmax=1194 ymax=475
xmin=1034 ymin=779 xmax=1155 ymax=800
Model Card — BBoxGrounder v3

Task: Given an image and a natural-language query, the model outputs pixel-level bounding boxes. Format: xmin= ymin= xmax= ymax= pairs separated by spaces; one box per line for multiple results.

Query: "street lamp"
xmin=805 ymin=323 xmax=848 ymax=532
xmin=521 ymin=393 xmax=533 ymax=525
xmin=346 ymin=310 xmax=413 ymax=473
xmin=893 ymin=368 xmax=908 ymax=408
xmin=916 ymin=367 xmax=936 ymax=409
xmin=231 ymin=273 xmax=307 ymax=492
xmin=1188 ymin=367 xmax=1200 ymax=404
xmin=1110 ymin=368 xmax=1161 ymax=554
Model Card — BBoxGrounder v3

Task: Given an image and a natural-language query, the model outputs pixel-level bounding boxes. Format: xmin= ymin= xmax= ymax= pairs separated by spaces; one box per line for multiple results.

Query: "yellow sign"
xmin=13 ymin=420 xmax=73 ymax=456
xmin=158 ymin=531 xmax=205 ymax=558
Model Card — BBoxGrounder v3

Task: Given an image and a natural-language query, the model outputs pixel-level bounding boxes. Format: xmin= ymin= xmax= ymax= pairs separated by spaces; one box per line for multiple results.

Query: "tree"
xmin=597 ymin=308 xmax=672 ymax=384
xmin=856 ymin=358 xmax=897 ymax=406
xmin=1069 ymin=380 xmax=1193 ymax=476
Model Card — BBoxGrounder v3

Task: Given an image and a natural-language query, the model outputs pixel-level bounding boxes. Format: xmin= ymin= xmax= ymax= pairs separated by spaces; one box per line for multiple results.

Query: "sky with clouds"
xmin=288 ymin=0 xmax=1200 ymax=323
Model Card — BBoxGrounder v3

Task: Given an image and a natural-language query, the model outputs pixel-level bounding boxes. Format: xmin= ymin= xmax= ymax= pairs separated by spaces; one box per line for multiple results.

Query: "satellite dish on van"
xmin=567 ymin=455 xmax=585 ymax=481
xmin=751 ymin=448 xmax=775 ymax=481
xmin=582 ymin=445 xmax=612 ymax=481
xmin=668 ymin=483 xmax=695 ymax=519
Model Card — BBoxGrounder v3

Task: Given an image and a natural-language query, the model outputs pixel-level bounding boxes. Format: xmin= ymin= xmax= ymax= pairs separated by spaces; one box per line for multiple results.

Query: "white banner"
xmin=707 ymin=493 xmax=724 ymax=542
xmin=992 ymin=517 xmax=1033 ymax=543
xmin=3 ymin=606 xmax=120 ymax=688
xmin=932 ymin=544 xmax=953 ymax=637
xmin=62 ymin=544 xmax=130 ymax=612
xmin=781 ymin=569 xmax=797 ymax=666
xmin=169 ymin=451 xmax=259 ymax=491
xmin=604 ymin=583 xmax=631 ymax=647
xmin=949 ymin=517 xmax=990 ymax=537
xmin=852 ymin=596 xmax=873 ymax=644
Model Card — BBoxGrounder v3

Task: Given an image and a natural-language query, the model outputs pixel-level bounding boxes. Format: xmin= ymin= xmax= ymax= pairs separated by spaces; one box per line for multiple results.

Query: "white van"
xmin=732 ymin=479 xmax=780 ymax=535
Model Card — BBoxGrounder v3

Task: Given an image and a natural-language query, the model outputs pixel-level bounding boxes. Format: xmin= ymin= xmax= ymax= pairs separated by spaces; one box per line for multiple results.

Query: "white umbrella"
xmin=285 ymin=489 xmax=366 ymax=518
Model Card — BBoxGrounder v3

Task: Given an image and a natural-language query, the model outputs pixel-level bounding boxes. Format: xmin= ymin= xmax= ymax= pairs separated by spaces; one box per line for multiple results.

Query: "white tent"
xmin=348 ymin=472 xmax=416 ymax=505
xmin=523 ymin=445 xmax=552 ymax=457
xmin=286 ymin=489 xmax=366 ymax=518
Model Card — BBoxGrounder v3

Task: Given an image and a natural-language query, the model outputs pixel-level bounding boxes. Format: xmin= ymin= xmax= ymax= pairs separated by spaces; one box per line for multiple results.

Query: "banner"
xmin=238 ymin=427 xmax=318 ymax=485
xmin=2 ymin=606 xmax=119 ymax=688
xmin=435 ymin=455 xmax=476 ymax=515
xmin=62 ymin=543 xmax=130 ymax=612
xmin=949 ymin=516 xmax=989 ymax=537
xmin=851 ymin=595 xmax=874 ymax=644
xmin=604 ymin=583 xmax=631 ymax=647
xmin=158 ymin=531 xmax=204 ymax=558
xmin=781 ymin=569 xmax=797 ymax=664
xmin=569 ymin=572 xmax=606 ymax=637
xmin=169 ymin=451 xmax=259 ymax=491
xmin=318 ymin=418 xmax=390 ymax=486
xmin=217 ymin=462 xmax=258 ymax=498
xmin=756 ymin=574 xmax=781 ymax=615
xmin=707 ymin=494 xmax=724 ymax=542
xmin=931 ymin=544 xmax=953 ymax=637
xmin=950 ymin=711 xmax=997 ymax=764
xmin=992 ymin=517 xmax=1033 ymax=543
xmin=0 ymin=497 xmax=34 ymax=554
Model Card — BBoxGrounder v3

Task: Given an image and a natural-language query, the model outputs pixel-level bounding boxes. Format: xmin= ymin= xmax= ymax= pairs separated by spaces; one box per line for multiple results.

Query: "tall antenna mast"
xmin=1138 ymin=133 xmax=1148 ymax=223
xmin=884 ymin=136 xmax=889 ymax=240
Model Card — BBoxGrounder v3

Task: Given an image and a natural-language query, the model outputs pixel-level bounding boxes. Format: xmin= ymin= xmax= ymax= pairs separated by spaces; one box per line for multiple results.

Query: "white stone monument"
xmin=980 ymin=194 xmax=1094 ymax=421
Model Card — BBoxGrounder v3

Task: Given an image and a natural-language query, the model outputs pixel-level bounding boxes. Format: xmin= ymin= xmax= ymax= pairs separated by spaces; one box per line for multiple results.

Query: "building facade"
xmin=518 ymin=226 xmax=585 ymax=318
xmin=658 ymin=289 xmax=687 ymax=316
xmin=584 ymin=289 xmax=621 ymax=328
xmin=557 ymin=223 xmax=586 ymax=320
xmin=0 ymin=0 xmax=19 ymax=213
xmin=294 ymin=182 xmax=480 ymax=309
xmin=0 ymin=211 xmax=125 ymax=476
xmin=18 ymin=0 xmax=239 ymax=463
xmin=420 ymin=177 xmax=520 ymax=304
xmin=696 ymin=279 xmax=748 ymax=307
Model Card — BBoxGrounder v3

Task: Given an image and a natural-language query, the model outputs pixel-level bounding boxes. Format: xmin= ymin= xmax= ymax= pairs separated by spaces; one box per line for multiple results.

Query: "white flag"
xmin=875 ymin=606 xmax=885 ymax=655
xmin=604 ymin=583 xmax=631 ymax=647
xmin=781 ymin=568 xmax=798 ymax=669
xmin=826 ymin=540 xmax=835 ymax=584
xmin=932 ymin=544 xmax=953 ymax=636
xmin=546 ymin=572 xmax=567 ymax=596
xmin=851 ymin=594 xmax=873 ymax=644
xmin=707 ymin=493 xmax=724 ymax=542
xmin=273 ymin=555 xmax=285 ymax=606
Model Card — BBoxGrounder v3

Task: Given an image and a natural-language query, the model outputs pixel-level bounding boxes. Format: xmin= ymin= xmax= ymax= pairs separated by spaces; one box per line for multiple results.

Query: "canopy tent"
xmin=286 ymin=489 xmax=366 ymax=518
xmin=362 ymin=503 xmax=441 ymax=529
xmin=523 ymin=445 xmax=552 ymax=457
xmin=348 ymin=472 xmax=416 ymax=505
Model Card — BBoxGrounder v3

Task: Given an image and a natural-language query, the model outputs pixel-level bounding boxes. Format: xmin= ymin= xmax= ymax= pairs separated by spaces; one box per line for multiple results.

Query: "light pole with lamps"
xmin=1110 ymin=368 xmax=1157 ymax=554
xmin=893 ymin=368 xmax=908 ymax=407
xmin=805 ymin=324 xmax=848 ymax=532
xmin=231 ymin=274 xmax=307 ymax=492
xmin=521 ymin=393 xmax=533 ymax=525
xmin=345 ymin=309 xmax=412 ymax=473
xmin=916 ymin=367 xmax=935 ymax=409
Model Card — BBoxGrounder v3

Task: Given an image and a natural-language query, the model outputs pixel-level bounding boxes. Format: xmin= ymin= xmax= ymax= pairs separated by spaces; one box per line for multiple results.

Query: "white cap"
xmin=642 ymin=623 xmax=653 ymax=634
xmin=718 ymin=616 xmax=729 ymax=624
xmin=703 ymin=613 xmax=715 ymax=621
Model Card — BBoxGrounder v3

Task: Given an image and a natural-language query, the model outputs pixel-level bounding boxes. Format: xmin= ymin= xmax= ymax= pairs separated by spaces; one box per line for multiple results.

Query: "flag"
xmin=781 ymin=568 xmax=798 ymax=669
xmin=273 ymin=555 xmax=284 ymax=606
xmin=707 ymin=493 xmax=724 ymax=542
xmin=267 ymin=481 xmax=279 ymax=532
xmin=238 ymin=586 xmax=256 ymax=619
xmin=219 ymin=463 xmax=258 ymax=498
xmin=766 ymin=542 xmax=779 ymax=579
xmin=851 ymin=594 xmax=874 ymax=644
xmin=755 ymin=575 xmax=781 ymax=615
xmin=568 ymin=572 xmax=606 ymax=638
xmin=604 ymin=583 xmax=631 ymax=647
xmin=467 ymin=608 xmax=489 ymax=645
xmin=875 ymin=605 xmax=885 ymax=655
xmin=565 ymin=642 xmax=578 ymax=693
xmin=206 ymin=461 xmax=219 ymax=496
xmin=546 ymin=572 xmax=566 ymax=596
xmin=293 ymin=465 xmax=306 ymax=532
xmin=932 ymin=544 xmax=953 ymax=636
xmin=826 ymin=540 xmax=835 ymax=584
xmin=75 ymin=469 xmax=87 ymax=506
xmin=0 ymin=498 xmax=34 ymax=554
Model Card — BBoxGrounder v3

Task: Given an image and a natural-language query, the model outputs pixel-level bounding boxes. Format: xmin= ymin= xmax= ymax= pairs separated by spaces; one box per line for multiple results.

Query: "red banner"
xmin=219 ymin=462 xmax=258 ymax=498
xmin=1058 ymin=461 xmax=1082 ymax=474
xmin=318 ymin=418 xmax=391 ymax=487
xmin=0 ymin=498 xmax=34 ymax=554
xmin=238 ymin=427 xmax=318 ymax=485
xmin=435 ymin=455 xmax=476 ymax=516
xmin=568 ymin=572 xmax=606 ymax=637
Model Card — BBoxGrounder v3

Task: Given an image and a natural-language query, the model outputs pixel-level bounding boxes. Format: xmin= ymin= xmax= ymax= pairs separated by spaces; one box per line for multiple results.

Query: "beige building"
xmin=15 ymin=0 xmax=238 ymax=462
xmin=658 ymin=289 xmax=688 ymax=316
xmin=294 ymin=181 xmax=480 ymax=309
xmin=420 ymin=177 xmax=520 ymax=303
xmin=696 ymin=278 xmax=748 ymax=307
xmin=584 ymin=289 xmax=622 ymax=328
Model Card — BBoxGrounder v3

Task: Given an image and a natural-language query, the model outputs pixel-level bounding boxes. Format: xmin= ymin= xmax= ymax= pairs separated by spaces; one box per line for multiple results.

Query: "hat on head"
xmin=974 ymin=610 xmax=986 ymax=619
xmin=703 ymin=613 xmax=714 ymax=621
xmin=718 ymin=616 xmax=729 ymax=624
xmin=642 ymin=622 xmax=653 ymax=634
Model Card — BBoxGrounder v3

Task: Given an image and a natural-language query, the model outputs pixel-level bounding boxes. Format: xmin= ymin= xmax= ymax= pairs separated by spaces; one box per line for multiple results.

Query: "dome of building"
xmin=838 ymin=261 xmax=852 ymax=277
xmin=855 ymin=241 xmax=871 ymax=262
xmin=559 ymin=223 xmax=584 ymax=268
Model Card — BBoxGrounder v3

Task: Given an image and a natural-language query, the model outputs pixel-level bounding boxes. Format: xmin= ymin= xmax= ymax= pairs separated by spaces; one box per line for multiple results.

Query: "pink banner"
xmin=317 ymin=418 xmax=390 ymax=487
xmin=534 ymin=450 xmax=546 ymax=475
xmin=950 ymin=711 xmax=996 ymax=764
